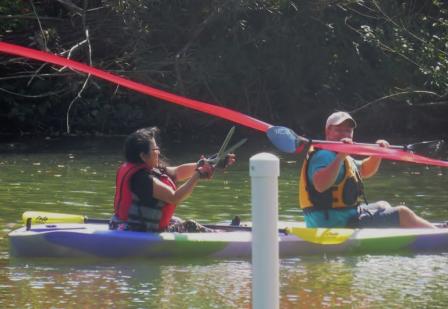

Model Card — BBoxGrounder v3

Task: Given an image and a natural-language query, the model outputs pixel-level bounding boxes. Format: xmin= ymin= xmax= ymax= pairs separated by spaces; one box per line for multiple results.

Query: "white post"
xmin=250 ymin=152 xmax=279 ymax=309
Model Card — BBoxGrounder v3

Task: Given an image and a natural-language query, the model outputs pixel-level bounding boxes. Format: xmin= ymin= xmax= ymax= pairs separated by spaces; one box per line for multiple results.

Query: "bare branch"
xmin=66 ymin=26 xmax=92 ymax=134
xmin=0 ymin=87 xmax=68 ymax=98
xmin=338 ymin=3 xmax=379 ymax=20
xmin=29 ymin=0 xmax=48 ymax=51
xmin=26 ymin=63 xmax=49 ymax=86
xmin=25 ymin=0 xmax=50 ymax=87
xmin=58 ymin=39 xmax=88 ymax=71
xmin=0 ymin=15 xmax=63 ymax=21
xmin=0 ymin=72 xmax=77 ymax=81
xmin=411 ymin=101 xmax=448 ymax=107
xmin=372 ymin=0 xmax=448 ymax=57
xmin=66 ymin=74 xmax=90 ymax=134
xmin=55 ymin=0 xmax=83 ymax=14
xmin=344 ymin=16 xmax=423 ymax=69
xmin=174 ymin=4 xmax=222 ymax=94
xmin=350 ymin=90 xmax=443 ymax=114
xmin=65 ymin=0 xmax=94 ymax=134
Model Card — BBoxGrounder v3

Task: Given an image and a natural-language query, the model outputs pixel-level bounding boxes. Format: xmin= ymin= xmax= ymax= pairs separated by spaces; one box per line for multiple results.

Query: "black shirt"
xmin=130 ymin=169 xmax=158 ymax=207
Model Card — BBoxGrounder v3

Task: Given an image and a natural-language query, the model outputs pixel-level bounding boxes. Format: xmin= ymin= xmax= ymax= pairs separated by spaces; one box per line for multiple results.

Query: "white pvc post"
xmin=250 ymin=152 xmax=279 ymax=309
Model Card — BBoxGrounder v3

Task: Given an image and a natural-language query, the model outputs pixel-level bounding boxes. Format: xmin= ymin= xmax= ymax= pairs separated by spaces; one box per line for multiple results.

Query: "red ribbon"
xmin=2 ymin=42 xmax=447 ymax=167
xmin=313 ymin=143 xmax=448 ymax=167
xmin=0 ymin=42 xmax=271 ymax=133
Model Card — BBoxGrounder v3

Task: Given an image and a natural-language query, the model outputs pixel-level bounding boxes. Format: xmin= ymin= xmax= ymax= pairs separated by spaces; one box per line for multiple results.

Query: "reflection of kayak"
xmin=9 ymin=221 xmax=448 ymax=259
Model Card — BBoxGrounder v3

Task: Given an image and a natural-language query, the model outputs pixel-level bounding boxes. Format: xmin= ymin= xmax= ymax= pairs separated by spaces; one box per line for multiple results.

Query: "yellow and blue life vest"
xmin=299 ymin=148 xmax=366 ymax=212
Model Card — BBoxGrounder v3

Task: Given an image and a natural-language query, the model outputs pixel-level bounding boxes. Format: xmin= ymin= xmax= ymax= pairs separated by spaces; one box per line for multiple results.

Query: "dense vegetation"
xmin=1 ymin=0 xmax=447 ymax=139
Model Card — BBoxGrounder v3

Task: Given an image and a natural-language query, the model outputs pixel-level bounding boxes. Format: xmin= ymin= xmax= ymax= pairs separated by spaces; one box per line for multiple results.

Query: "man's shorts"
xmin=353 ymin=202 xmax=401 ymax=228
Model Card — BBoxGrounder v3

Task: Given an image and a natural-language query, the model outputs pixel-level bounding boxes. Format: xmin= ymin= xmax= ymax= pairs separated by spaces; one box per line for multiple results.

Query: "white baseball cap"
xmin=325 ymin=111 xmax=357 ymax=129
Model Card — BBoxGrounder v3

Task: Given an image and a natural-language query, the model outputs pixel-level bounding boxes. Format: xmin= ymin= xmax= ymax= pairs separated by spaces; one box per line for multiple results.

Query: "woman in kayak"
xmin=299 ymin=111 xmax=436 ymax=229
xmin=112 ymin=127 xmax=235 ymax=232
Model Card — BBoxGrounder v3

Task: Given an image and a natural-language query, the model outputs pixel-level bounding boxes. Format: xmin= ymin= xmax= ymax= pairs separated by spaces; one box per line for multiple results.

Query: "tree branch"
xmin=0 ymin=87 xmax=68 ymax=98
xmin=65 ymin=0 xmax=93 ymax=134
xmin=0 ymin=15 xmax=63 ymax=21
xmin=29 ymin=0 xmax=48 ymax=51
xmin=350 ymin=90 xmax=443 ymax=114
xmin=55 ymin=0 xmax=83 ymax=14
xmin=174 ymin=3 xmax=223 ymax=95
xmin=344 ymin=16 xmax=423 ymax=69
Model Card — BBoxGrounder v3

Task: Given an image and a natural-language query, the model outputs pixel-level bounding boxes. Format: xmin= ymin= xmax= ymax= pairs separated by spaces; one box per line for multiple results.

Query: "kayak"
xmin=9 ymin=221 xmax=448 ymax=259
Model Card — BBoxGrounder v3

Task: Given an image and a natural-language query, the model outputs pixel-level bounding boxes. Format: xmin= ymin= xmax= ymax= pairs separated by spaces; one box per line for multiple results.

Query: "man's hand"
xmin=376 ymin=139 xmax=390 ymax=148
xmin=336 ymin=137 xmax=353 ymax=161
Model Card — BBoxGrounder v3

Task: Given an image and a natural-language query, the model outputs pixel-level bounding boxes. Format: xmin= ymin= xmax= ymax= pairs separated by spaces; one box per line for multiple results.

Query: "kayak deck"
xmin=9 ymin=222 xmax=448 ymax=259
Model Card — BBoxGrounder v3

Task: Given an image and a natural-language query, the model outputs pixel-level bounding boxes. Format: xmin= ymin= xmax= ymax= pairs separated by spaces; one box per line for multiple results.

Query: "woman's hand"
xmin=196 ymin=160 xmax=215 ymax=179
xmin=216 ymin=153 xmax=236 ymax=169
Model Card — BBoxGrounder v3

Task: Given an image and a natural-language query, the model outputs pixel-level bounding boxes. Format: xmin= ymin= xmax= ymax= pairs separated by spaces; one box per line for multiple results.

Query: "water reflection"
xmin=4 ymin=259 xmax=253 ymax=308
xmin=280 ymin=254 xmax=448 ymax=308
xmin=1 ymin=139 xmax=448 ymax=308
xmin=3 ymin=254 xmax=448 ymax=308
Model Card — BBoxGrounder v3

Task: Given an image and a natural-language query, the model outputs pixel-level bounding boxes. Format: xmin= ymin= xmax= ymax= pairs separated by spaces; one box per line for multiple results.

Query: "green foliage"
xmin=348 ymin=0 xmax=448 ymax=92
xmin=0 ymin=0 xmax=30 ymax=33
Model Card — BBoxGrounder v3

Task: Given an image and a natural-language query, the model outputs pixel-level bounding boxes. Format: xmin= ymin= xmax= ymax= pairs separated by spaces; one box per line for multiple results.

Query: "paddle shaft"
xmin=297 ymin=135 xmax=405 ymax=150
xmin=296 ymin=131 xmax=443 ymax=151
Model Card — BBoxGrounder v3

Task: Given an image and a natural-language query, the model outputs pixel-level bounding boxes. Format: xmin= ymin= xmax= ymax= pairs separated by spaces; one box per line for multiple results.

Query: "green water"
xmin=1 ymin=137 xmax=448 ymax=308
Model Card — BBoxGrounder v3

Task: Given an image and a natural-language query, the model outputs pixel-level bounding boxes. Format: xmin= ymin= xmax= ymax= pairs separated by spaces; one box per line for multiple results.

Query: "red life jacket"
xmin=113 ymin=162 xmax=177 ymax=230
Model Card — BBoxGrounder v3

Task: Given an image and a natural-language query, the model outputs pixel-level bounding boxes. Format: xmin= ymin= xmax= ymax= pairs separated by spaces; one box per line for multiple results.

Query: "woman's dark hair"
xmin=124 ymin=127 xmax=160 ymax=163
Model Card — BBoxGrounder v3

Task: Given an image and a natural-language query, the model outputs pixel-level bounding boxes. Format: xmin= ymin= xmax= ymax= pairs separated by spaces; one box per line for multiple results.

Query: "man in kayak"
xmin=299 ymin=111 xmax=436 ymax=229
xmin=112 ymin=127 xmax=235 ymax=232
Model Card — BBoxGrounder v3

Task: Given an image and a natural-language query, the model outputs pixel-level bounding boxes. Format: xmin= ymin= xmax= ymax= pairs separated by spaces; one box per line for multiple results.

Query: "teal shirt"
xmin=307 ymin=150 xmax=345 ymax=184
xmin=304 ymin=150 xmax=360 ymax=228
xmin=304 ymin=208 xmax=358 ymax=228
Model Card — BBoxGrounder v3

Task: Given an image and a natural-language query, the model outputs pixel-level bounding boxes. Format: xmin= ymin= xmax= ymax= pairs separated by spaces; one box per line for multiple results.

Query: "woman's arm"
xmin=166 ymin=163 xmax=197 ymax=182
xmin=154 ymin=162 xmax=214 ymax=204
xmin=153 ymin=171 xmax=200 ymax=205
xmin=166 ymin=154 xmax=236 ymax=182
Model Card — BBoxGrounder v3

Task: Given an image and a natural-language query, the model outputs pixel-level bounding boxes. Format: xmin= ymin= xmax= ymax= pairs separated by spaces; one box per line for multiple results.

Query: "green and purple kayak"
xmin=8 ymin=212 xmax=448 ymax=259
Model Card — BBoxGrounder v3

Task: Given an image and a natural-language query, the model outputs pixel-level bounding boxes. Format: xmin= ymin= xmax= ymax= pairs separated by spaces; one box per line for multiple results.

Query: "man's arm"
xmin=360 ymin=139 xmax=389 ymax=178
xmin=313 ymin=153 xmax=346 ymax=192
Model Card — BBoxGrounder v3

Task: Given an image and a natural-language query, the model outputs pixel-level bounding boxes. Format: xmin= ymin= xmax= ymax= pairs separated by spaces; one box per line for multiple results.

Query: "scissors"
xmin=206 ymin=126 xmax=247 ymax=167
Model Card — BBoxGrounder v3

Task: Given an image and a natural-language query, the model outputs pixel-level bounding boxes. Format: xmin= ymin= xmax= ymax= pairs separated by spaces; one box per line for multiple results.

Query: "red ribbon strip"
xmin=0 ymin=42 xmax=271 ymax=133
xmin=313 ymin=143 xmax=448 ymax=167
xmin=1 ymin=42 xmax=447 ymax=167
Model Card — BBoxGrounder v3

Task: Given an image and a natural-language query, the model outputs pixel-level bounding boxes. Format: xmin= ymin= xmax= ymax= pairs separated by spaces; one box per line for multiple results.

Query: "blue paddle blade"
xmin=266 ymin=126 xmax=299 ymax=153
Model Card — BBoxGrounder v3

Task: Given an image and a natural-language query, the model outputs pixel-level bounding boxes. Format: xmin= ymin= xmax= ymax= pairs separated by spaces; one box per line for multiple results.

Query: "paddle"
xmin=23 ymin=211 xmax=109 ymax=225
xmin=22 ymin=211 xmax=356 ymax=244
xmin=285 ymin=227 xmax=354 ymax=245
xmin=2 ymin=42 xmax=447 ymax=167
xmin=267 ymin=126 xmax=448 ymax=168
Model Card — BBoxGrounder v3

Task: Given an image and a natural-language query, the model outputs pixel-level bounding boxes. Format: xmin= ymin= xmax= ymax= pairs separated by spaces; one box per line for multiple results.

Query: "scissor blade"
xmin=210 ymin=138 xmax=247 ymax=166
xmin=215 ymin=126 xmax=235 ymax=159
xmin=221 ymin=138 xmax=247 ymax=156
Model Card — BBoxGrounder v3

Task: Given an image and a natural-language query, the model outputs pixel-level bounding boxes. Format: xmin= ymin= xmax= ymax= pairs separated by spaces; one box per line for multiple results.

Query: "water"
xmin=1 ymin=137 xmax=448 ymax=308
